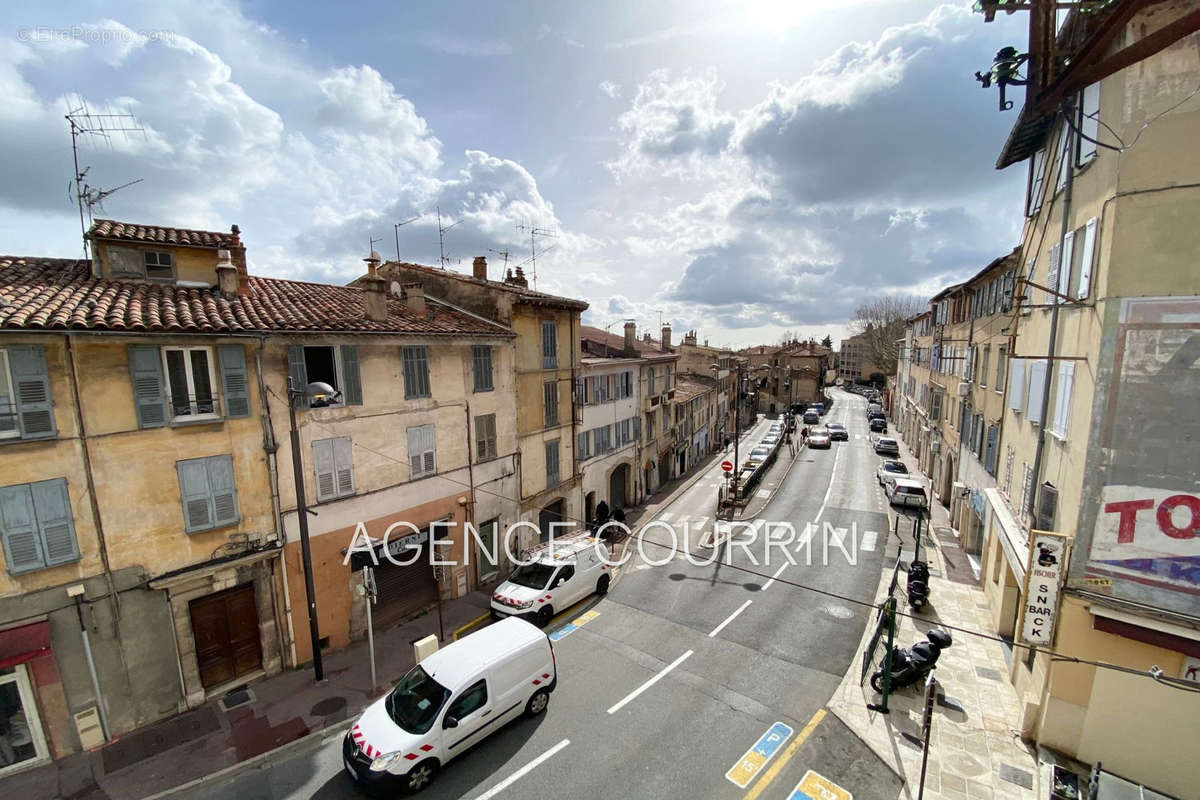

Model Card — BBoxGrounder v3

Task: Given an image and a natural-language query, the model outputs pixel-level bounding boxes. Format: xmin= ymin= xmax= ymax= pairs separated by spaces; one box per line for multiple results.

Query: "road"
xmin=183 ymin=389 xmax=902 ymax=800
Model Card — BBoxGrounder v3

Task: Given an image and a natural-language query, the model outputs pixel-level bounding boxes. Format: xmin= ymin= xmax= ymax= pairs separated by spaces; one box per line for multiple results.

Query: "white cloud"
xmin=599 ymin=80 xmax=621 ymax=99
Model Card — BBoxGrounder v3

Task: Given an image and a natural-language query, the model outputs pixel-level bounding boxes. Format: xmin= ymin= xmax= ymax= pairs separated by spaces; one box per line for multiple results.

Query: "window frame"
xmin=0 ymin=350 xmax=18 ymax=440
xmin=403 ymin=346 xmax=432 ymax=399
xmin=446 ymin=679 xmax=488 ymax=722
xmin=475 ymin=413 xmax=498 ymax=462
xmin=161 ymin=346 xmax=220 ymax=421
xmin=0 ymin=478 xmax=80 ymax=574
xmin=408 ymin=424 xmax=437 ymax=479
xmin=472 ymin=345 xmax=494 ymax=393
xmin=541 ymin=320 xmax=558 ymax=369
xmin=544 ymin=439 xmax=560 ymax=488
xmin=143 ymin=250 xmax=176 ymax=282
xmin=176 ymin=454 xmax=240 ymax=534
xmin=313 ymin=436 xmax=355 ymax=502
xmin=543 ymin=380 xmax=559 ymax=427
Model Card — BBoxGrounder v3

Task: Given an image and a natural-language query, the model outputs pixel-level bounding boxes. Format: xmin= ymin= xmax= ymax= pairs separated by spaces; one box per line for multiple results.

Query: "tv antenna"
xmin=436 ymin=205 xmax=463 ymax=267
xmin=369 ymin=235 xmax=383 ymax=258
xmin=393 ymin=215 xmax=420 ymax=261
xmin=515 ymin=223 xmax=558 ymax=289
xmin=65 ymin=99 xmax=145 ymax=258
xmin=487 ymin=248 xmax=512 ymax=270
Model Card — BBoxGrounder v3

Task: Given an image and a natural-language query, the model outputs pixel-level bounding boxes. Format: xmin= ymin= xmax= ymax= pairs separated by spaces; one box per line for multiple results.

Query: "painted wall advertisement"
xmin=1075 ymin=297 xmax=1200 ymax=616
xmin=1021 ymin=532 xmax=1067 ymax=646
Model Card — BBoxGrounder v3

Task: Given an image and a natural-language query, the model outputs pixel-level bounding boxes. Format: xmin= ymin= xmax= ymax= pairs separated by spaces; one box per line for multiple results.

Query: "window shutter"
xmin=407 ymin=427 xmax=422 ymax=475
xmin=177 ymin=459 xmax=214 ymax=533
xmin=340 ymin=346 xmax=363 ymax=406
xmin=1078 ymin=83 xmax=1100 ymax=164
xmin=1059 ymin=231 xmax=1074 ymax=301
xmin=1028 ymin=360 xmax=1048 ymax=424
xmin=1046 ymin=243 xmax=1060 ymax=306
xmin=1009 ymin=359 xmax=1026 ymax=411
xmin=0 ymin=484 xmax=44 ymax=573
xmin=334 ymin=437 xmax=355 ymax=496
xmin=217 ymin=345 xmax=251 ymax=418
xmin=31 ymin=479 xmax=79 ymax=566
xmin=128 ymin=345 xmax=168 ymax=429
xmin=313 ymin=439 xmax=336 ymax=501
xmin=1077 ymin=218 xmax=1096 ymax=299
xmin=287 ymin=346 xmax=308 ymax=409
xmin=206 ymin=456 xmax=239 ymax=526
xmin=423 ymin=425 xmax=436 ymax=475
xmin=633 ymin=415 xmax=641 ymax=440
xmin=1036 ymin=482 xmax=1059 ymax=531
xmin=985 ymin=425 xmax=998 ymax=475
xmin=1022 ymin=255 xmax=1036 ymax=312
xmin=8 ymin=345 xmax=56 ymax=439
xmin=1053 ymin=362 xmax=1075 ymax=438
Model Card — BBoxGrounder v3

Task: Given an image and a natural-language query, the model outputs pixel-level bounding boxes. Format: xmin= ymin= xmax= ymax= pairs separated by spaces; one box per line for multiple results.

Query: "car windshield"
xmin=884 ymin=462 xmax=909 ymax=473
xmin=507 ymin=562 xmax=557 ymax=589
xmin=828 ymin=424 xmax=845 ymax=430
xmin=386 ymin=665 xmax=451 ymax=734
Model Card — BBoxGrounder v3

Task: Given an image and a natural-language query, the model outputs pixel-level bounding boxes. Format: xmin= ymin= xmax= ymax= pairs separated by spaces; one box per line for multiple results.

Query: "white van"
xmin=490 ymin=535 xmax=610 ymax=627
xmin=343 ymin=617 xmax=556 ymax=793
xmin=886 ymin=477 xmax=929 ymax=509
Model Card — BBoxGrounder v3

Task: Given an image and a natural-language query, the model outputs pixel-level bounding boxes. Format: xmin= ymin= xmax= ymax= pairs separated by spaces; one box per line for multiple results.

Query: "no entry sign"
xmin=721 ymin=460 xmax=734 ymax=473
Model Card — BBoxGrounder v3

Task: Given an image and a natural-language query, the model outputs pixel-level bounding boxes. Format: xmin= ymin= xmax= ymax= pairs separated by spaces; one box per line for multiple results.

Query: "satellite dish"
xmin=390 ymin=281 xmax=403 ymax=298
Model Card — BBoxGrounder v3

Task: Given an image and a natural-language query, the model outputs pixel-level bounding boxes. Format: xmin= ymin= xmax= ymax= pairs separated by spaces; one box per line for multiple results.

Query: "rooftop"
xmin=0 ymin=256 xmax=512 ymax=337
xmin=87 ymin=219 xmax=238 ymax=250
xmin=380 ymin=260 xmax=588 ymax=311
xmin=579 ymin=325 xmax=674 ymax=359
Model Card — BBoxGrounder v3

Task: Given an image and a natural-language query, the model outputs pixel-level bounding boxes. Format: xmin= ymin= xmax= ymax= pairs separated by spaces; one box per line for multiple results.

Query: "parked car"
xmin=869 ymin=417 xmax=887 ymax=433
xmin=874 ymin=437 xmax=900 ymax=457
xmin=761 ymin=432 xmax=781 ymax=446
xmin=746 ymin=445 xmax=773 ymax=467
xmin=343 ymin=617 xmax=556 ymax=793
xmin=490 ymin=536 xmax=610 ymax=626
xmin=886 ymin=477 xmax=929 ymax=509
xmin=809 ymin=402 xmax=826 ymax=416
xmin=866 ymin=403 xmax=883 ymax=418
xmin=808 ymin=427 xmax=832 ymax=449
xmin=877 ymin=459 xmax=910 ymax=486
xmin=826 ymin=422 xmax=848 ymax=441
xmin=803 ymin=410 xmax=820 ymax=425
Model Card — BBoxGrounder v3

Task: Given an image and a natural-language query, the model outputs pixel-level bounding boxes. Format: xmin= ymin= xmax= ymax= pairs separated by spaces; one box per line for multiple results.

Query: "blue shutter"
xmin=177 ymin=458 xmax=214 ymax=533
xmin=0 ymin=483 xmax=44 ymax=573
xmin=128 ymin=345 xmax=168 ymax=428
xmin=340 ymin=346 xmax=362 ymax=405
xmin=206 ymin=456 xmax=239 ymax=526
xmin=287 ymin=346 xmax=308 ymax=409
xmin=31 ymin=478 xmax=79 ymax=566
xmin=8 ymin=345 xmax=56 ymax=439
xmin=217 ymin=345 xmax=251 ymax=418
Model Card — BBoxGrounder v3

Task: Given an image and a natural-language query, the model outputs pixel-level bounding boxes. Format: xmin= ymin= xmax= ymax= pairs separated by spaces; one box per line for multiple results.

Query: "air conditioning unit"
xmin=957 ymin=382 xmax=970 ymax=396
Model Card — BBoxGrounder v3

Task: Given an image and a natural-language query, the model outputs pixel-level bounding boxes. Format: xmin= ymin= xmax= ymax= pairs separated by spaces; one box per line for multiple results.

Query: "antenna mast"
xmin=65 ymin=99 xmax=145 ymax=259
xmin=436 ymin=205 xmax=463 ymax=267
xmin=488 ymin=248 xmax=512 ymax=270
xmin=393 ymin=215 xmax=420 ymax=261
xmin=515 ymin=223 xmax=558 ymax=289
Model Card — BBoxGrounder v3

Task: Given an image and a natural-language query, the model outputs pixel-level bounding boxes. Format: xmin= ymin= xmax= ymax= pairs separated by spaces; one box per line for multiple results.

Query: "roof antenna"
xmin=515 ymin=223 xmax=558 ymax=290
xmin=65 ymin=97 xmax=145 ymax=259
xmin=393 ymin=215 xmax=420 ymax=261
xmin=488 ymin=248 xmax=512 ymax=270
xmin=437 ymin=205 xmax=462 ymax=268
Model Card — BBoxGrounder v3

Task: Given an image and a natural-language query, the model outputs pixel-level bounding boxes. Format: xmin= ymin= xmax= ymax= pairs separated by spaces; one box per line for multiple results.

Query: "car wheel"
xmin=404 ymin=759 xmax=439 ymax=794
xmin=526 ymin=687 xmax=550 ymax=717
xmin=535 ymin=604 xmax=554 ymax=628
xmin=596 ymin=574 xmax=611 ymax=596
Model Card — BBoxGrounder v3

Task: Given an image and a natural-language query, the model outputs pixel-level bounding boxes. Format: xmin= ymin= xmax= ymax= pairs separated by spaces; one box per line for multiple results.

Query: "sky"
xmin=0 ymin=0 xmax=1030 ymax=348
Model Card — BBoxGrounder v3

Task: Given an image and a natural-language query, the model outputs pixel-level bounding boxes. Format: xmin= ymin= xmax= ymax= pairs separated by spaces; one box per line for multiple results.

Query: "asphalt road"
xmin=182 ymin=389 xmax=902 ymax=800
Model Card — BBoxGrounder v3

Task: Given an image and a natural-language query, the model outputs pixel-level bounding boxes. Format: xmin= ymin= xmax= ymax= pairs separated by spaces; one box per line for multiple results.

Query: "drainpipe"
xmin=464 ymin=401 xmax=477 ymax=581
xmin=69 ymin=587 xmax=110 ymax=741
xmin=256 ymin=337 xmax=297 ymax=668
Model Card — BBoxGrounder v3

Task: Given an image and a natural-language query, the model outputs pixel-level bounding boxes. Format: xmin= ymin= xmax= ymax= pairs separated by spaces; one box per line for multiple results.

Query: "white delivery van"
xmin=886 ymin=477 xmax=929 ymax=509
xmin=343 ymin=617 xmax=556 ymax=794
xmin=489 ymin=535 xmax=610 ymax=627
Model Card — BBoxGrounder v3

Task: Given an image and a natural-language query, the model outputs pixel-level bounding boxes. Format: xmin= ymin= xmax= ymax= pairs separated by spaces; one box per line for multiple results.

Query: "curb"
xmin=141 ymin=717 xmax=356 ymax=800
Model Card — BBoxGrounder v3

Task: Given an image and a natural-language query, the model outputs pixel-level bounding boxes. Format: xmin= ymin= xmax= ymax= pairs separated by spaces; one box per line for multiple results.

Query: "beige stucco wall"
xmin=94 ymin=240 xmax=224 ymax=285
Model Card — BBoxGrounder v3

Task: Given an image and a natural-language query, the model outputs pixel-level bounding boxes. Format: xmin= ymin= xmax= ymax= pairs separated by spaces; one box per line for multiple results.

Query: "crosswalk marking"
xmin=659 ymin=512 xmax=674 ymax=522
xmin=861 ymin=530 xmax=878 ymax=552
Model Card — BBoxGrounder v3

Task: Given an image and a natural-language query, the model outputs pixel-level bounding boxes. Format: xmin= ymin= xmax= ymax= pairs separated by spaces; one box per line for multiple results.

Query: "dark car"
xmin=826 ymin=422 xmax=848 ymax=441
xmin=874 ymin=437 xmax=900 ymax=457
xmin=869 ymin=417 xmax=887 ymax=433
xmin=803 ymin=410 xmax=820 ymax=425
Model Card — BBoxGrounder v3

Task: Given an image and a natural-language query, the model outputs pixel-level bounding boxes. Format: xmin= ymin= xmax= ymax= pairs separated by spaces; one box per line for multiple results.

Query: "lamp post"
xmin=287 ymin=377 xmax=340 ymax=682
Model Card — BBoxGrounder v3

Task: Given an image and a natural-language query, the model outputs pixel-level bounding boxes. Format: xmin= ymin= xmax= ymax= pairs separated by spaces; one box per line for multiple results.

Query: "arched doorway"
xmin=609 ymin=464 xmax=629 ymax=511
xmin=585 ymin=491 xmax=596 ymax=525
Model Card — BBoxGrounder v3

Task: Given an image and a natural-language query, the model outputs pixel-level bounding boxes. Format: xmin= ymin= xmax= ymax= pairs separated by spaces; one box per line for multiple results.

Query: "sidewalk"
xmin=826 ymin=435 xmax=1042 ymax=800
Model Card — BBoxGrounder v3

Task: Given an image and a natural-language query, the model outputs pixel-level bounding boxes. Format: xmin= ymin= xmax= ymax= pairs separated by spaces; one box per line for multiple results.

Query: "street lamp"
xmin=287 ymin=377 xmax=341 ymax=682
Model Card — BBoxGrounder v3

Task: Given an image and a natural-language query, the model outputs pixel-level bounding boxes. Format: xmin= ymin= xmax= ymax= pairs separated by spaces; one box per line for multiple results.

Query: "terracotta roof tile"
xmin=0 ymin=256 xmax=513 ymax=338
xmin=579 ymin=325 xmax=674 ymax=358
xmin=381 ymin=261 xmax=588 ymax=311
xmin=87 ymin=219 xmax=236 ymax=249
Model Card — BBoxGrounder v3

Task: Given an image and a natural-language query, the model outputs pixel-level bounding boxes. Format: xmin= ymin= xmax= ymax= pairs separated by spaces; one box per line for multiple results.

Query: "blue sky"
xmin=1 ymin=0 xmax=1029 ymax=346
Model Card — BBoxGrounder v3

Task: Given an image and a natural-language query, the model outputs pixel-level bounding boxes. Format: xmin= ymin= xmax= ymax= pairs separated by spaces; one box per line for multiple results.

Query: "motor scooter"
xmin=870 ymin=629 xmax=952 ymax=693
xmin=907 ymin=559 xmax=930 ymax=610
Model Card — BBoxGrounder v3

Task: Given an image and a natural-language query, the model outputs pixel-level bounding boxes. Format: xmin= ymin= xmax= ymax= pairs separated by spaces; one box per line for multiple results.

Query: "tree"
xmin=849 ymin=295 xmax=925 ymax=377
xmin=821 ymin=334 xmax=833 ymax=349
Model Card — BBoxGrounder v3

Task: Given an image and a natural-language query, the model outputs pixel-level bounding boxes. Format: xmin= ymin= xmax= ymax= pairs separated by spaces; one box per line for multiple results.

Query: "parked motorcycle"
xmin=907 ymin=559 xmax=930 ymax=610
xmin=870 ymin=629 xmax=952 ymax=693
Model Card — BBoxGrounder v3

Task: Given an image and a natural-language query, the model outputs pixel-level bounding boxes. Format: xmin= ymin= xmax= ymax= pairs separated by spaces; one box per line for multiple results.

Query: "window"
xmin=662 ymin=407 xmax=669 ymax=433
xmin=1049 ymin=361 xmax=1075 ymax=440
xmin=403 ymin=346 xmax=431 ymax=399
xmin=614 ymin=371 xmax=633 ymax=399
xmin=0 ymin=478 xmax=79 ymax=573
xmin=476 ymin=519 xmax=499 ymax=580
xmin=176 ymin=455 xmax=239 ymax=533
xmin=1054 ymin=121 xmax=1070 ymax=193
xmin=577 ymin=430 xmax=591 ymax=461
xmin=475 ymin=413 xmax=498 ymax=461
xmin=985 ymin=424 xmax=998 ymax=475
xmin=143 ymin=250 xmax=175 ymax=281
xmin=543 ymin=380 xmax=559 ymax=427
xmin=1057 ymin=218 xmax=1098 ymax=302
xmin=446 ymin=680 xmax=488 ymax=722
xmin=1027 ymin=360 xmax=1048 ymax=425
xmin=996 ymin=347 xmax=1007 ymax=393
xmin=541 ymin=321 xmax=558 ymax=369
xmin=645 ymin=412 xmax=654 ymax=441
xmin=590 ymin=375 xmax=609 ymax=404
xmin=0 ymin=346 xmax=55 ymax=441
xmin=1008 ymin=359 xmax=1026 ymax=412
xmin=981 ymin=347 xmax=990 ymax=388
xmin=1077 ymin=82 xmax=1100 ymax=165
xmin=408 ymin=424 xmax=436 ymax=478
xmin=287 ymin=345 xmax=362 ymax=409
xmin=545 ymin=439 xmax=560 ymax=487
xmin=107 ymin=246 xmax=145 ymax=277
xmin=472 ymin=346 xmax=493 ymax=392
xmin=648 ymin=368 xmax=656 ymax=395
xmin=162 ymin=346 xmax=217 ymax=419
xmin=313 ymin=437 xmax=355 ymax=501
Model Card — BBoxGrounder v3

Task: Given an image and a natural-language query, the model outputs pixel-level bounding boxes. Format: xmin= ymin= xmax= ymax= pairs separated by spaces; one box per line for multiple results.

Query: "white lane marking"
xmin=708 ymin=600 xmax=753 ymax=638
xmin=862 ymin=531 xmax=878 ymax=552
xmin=761 ymin=562 xmax=789 ymax=591
xmin=470 ymin=739 xmax=571 ymax=800
xmin=694 ymin=516 xmax=708 ymax=528
xmin=756 ymin=489 xmax=771 ymax=498
xmin=659 ymin=512 xmax=674 ymax=522
xmin=607 ymin=650 xmax=694 ymax=714
xmin=812 ymin=442 xmax=844 ymax=526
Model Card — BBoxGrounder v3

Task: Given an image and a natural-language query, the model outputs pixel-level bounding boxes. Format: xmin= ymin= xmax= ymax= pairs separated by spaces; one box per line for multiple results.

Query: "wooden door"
xmin=189 ymin=583 xmax=262 ymax=689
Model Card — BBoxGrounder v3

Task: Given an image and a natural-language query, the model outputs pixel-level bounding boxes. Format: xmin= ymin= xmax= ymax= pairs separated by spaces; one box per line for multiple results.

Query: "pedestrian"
xmin=595 ymin=500 xmax=610 ymax=528
xmin=801 ymin=426 xmax=809 ymax=440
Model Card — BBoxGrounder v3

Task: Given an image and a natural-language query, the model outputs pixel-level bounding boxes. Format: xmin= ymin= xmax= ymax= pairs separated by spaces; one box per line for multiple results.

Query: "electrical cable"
xmin=270 ymin=386 xmax=1199 ymax=691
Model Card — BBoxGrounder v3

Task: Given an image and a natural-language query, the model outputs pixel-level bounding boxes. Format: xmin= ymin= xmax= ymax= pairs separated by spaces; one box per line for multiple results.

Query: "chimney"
xmin=473 ymin=256 xmax=488 ymax=281
xmin=215 ymin=249 xmax=240 ymax=295
xmin=683 ymin=330 xmax=697 ymax=346
xmin=403 ymin=282 xmax=426 ymax=315
xmin=505 ymin=266 xmax=528 ymax=288
xmin=227 ymin=224 xmax=250 ymax=295
xmin=661 ymin=324 xmax=672 ymax=351
xmin=361 ymin=250 xmax=388 ymax=322
xmin=623 ymin=321 xmax=637 ymax=357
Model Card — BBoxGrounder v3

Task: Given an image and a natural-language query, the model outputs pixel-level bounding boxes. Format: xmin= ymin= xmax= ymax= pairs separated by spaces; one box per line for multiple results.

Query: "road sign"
xmin=721 ymin=460 xmax=734 ymax=472
xmin=788 ymin=769 xmax=853 ymax=800
xmin=725 ymin=721 xmax=793 ymax=788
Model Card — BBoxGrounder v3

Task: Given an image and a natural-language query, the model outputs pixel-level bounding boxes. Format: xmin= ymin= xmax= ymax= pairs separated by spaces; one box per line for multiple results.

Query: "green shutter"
xmin=31 ymin=478 xmax=79 ymax=566
xmin=0 ymin=483 xmax=44 ymax=573
xmin=340 ymin=346 xmax=362 ymax=405
xmin=177 ymin=459 xmax=214 ymax=533
xmin=287 ymin=346 xmax=308 ymax=409
xmin=9 ymin=345 xmax=56 ymax=438
xmin=217 ymin=345 xmax=251 ymax=418
xmin=128 ymin=345 xmax=168 ymax=428
xmin=206 ymin=456 xmax=239 ymax=526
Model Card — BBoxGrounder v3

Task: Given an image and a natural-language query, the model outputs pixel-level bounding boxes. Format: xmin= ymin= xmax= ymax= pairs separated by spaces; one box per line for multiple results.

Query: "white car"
xmin=343 ymin=617 xmax=556 ymax=793
xmin=877 ymin=459 xmax=910 ymax=487
xmin=761 ymin=433 xmax=781 ymax=446
xmin=746 ymin=445 xmax=773 ymax=466
xmin=886 ymin=477 xmax=929 ymax=509
xmin=490 ymin=536 xmax=610 ymax=627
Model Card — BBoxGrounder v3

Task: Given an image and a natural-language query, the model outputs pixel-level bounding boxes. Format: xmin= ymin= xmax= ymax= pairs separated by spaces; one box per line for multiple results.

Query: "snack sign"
xmin=1021 ymin=532 xmax=1067 ymax=646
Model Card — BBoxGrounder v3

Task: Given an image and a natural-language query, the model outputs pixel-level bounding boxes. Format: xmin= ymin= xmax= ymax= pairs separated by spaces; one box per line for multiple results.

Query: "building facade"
xmin=837 ymin=330 xmax=886 ymax=385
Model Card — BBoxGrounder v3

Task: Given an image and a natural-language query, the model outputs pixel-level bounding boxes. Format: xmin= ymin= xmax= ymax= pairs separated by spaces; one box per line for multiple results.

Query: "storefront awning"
xmin=0 ymin=620 xmax=51 ymax=669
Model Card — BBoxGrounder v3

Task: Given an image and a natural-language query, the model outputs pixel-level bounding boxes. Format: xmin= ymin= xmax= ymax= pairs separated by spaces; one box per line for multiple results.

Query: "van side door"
xmin=549 ymin=564 xmax=576 ymax=606
xmin=441 ymin=676 xmax=493 ymax=759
